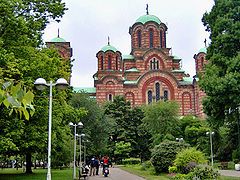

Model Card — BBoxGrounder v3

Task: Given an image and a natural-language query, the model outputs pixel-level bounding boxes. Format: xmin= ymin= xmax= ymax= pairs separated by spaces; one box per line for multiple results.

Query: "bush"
xmin=169 ymin=166 xmax=178 ymax=173
xmin=171 ymin=172 xmax=194 ymax=180
xmin=122 ymin=158 xmax=141 ymax=165
xmin=232 ymin=149 xmax=240 ymax=164
xmin=192 ymin=166 xmax=220 ymax=179
xmin=173 ymin=147 xmax=207 ymax=174
xmin=150 ymin=140 xmax=190 ymax=173
xmin=140 ymin=160 xmax=152 ymax=170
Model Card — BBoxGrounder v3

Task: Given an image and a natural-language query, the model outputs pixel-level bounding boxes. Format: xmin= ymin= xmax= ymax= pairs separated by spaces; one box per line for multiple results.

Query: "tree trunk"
xmin=26 ymin=152 xmax=32 ymax=174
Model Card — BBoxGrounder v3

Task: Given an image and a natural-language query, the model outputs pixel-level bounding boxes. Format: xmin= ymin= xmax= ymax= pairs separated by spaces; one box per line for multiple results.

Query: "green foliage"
xmin=114 ymin=141 xmax=132 ymax=158
xmin=0 ymin=81 xmax=34 ymax=120
xmin=232 ymin=149 xmax=240 ymax=164
xmin=192 ymin=166 xmax=220 ymax=180
xmin=122 ymin=158 xmax=141 ymax=165
xmin=140 ymin=160 xmax=152 ymax=170
xmin=171 ymin=173 xmax=194 ymax=180
xmin=168 ymin=166 xmax=178 ymax=173
xmin=142 ymin=100 xmax=180 ymax=146
xmin=173 ymin=147 xmax=207 ymax=174
xmin=150 ymin=140 xmax=190 ymax=173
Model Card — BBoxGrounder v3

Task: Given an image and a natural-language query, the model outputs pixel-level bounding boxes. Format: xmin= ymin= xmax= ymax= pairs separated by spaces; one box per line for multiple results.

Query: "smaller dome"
xmin=50 ymin=37 xmax=66 ymax=43
xmin=101 ymin=45 xmax=118 ymax=52
xmin=135 ymin=14 xmax=161 ymax=25
xmin=198 ymin=47 xmax=207 ymax=54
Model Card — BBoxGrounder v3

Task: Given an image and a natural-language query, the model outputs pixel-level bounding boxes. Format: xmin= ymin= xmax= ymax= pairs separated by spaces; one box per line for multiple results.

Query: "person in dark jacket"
xmin=88 ymin=158 xmax=96 ymax=176
xmin=95 ymin=158 xmax=100 ymax=175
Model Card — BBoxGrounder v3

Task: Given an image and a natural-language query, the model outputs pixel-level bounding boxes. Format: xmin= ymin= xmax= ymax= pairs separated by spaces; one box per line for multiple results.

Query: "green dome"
xmin=50 ymin=37 xmax=66 ymax=43
xmin=135 ymin=14 xmax=161 ymax=25
xmin=101 ymin=45 xmax=118 ymax=52
xmin=198 ymin=47 xmax=207 ymax=54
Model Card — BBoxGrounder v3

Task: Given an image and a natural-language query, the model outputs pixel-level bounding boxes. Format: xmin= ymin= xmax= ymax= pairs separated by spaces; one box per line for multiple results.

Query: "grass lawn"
xmin=0 ymin=168 xmax=75 ymax=180
xmin=120 ymin=165 xmax=240 ymax=180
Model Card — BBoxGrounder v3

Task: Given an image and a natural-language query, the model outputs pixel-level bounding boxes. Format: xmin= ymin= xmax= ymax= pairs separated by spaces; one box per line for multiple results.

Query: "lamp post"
xmin=69 ymin=122 xmax=83 ymax=179
xmin=34 ymin=78 xmax=68 ymax=180
xmin=77 ymin=133 xmax=85 ymax=169
xmin=176 ymin=138 xmax=184 ymax=142
xmin=83 ymin=140 xmax=89 ymax=165
xmin=206 ymin=131 xmax=215 ymax=167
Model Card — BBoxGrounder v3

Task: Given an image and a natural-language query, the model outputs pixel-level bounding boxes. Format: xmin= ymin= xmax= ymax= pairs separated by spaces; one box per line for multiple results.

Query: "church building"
xmin=47 ymin=12 xmax=207 ymax=118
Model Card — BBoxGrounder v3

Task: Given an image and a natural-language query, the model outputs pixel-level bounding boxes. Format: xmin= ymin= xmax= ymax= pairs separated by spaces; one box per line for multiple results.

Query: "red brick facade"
xmin=93 ymin=14 xmax=207 ymax=118
xmin=49 ymin=14 xmax=207 ymax=118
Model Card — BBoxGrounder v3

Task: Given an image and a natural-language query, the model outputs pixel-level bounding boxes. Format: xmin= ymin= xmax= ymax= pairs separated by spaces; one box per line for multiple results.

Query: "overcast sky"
xmin=43 ymin=0 xmax=214 ymax=88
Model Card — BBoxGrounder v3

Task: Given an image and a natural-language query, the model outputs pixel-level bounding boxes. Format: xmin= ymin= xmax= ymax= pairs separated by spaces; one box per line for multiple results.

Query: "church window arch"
xmin=147 ymin=90 xmax=152 ymax=104
xmin=164 ymin=90 xmax=168 ymax=101
xmin=201 ymin=57 xmax=204 ymax=67
xmin=149 ymin=29 xmax=153 ymax=47
xmin=156 ymin=83 xmax=160 ymax=101
xmin=137 ymin=30 xmax=141 ymax=47
xmin=150 ymin=58 xmax=160 ymax=70
xmin=108 ymin=55 xmax=111 ymax=70
xmin=101 ymin=56 xmax=103 ymax=70
xmin=108 ymin=94 xmax=113 ymax=101
xmin=160 ymin=30 xmax=163 ymax=48
xmin=116 ymin=56 xmax=118 ymax=70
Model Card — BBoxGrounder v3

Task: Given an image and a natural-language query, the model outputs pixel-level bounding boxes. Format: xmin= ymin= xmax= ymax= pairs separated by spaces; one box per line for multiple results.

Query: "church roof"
xmin=122 ymin=55 xmax=134 ymax=60
xmin=101 ymin=45 xmax=119 ymax=52
xmin=198 ymin=47 xmax=207 ymax=54
xmin=73 ymin=87 xmax=96 ymax=94
xmin=50 ymin=37 xmax=66 ymax=43
xmin=135 ymin=14 xmax=161 ymax=25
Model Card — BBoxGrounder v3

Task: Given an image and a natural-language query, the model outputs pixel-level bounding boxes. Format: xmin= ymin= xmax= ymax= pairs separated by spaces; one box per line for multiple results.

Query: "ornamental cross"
xmin=146 ymin=4 xmax=149 ymax=15
xmin=108 ymin=36 xmax=110 ymax=45
xmin=204 ymin=38 xmax=207 ymax=47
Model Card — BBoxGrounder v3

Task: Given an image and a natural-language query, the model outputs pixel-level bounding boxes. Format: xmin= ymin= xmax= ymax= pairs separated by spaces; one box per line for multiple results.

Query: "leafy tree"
xmin=142 ymin=100 xmax=180 ymax=146
xmin=70 ymin=92 xmax=114 ymax=156
xmin=114 ymin=141 xmax=132 ymax=160
xmin=173 ymin=147 xmax=207 ymax=174
xmin=199 ymin=0 xmax=240 ymax=150
xmin=150 ymin=140 xmax=190 ymax=173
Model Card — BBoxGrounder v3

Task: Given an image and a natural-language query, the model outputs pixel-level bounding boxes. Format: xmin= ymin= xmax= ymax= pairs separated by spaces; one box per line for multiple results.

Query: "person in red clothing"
xmin=102 ymin=157 xmax=108 ymax=174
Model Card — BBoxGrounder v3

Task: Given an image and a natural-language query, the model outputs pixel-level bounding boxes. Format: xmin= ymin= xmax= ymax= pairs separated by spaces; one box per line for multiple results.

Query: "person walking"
xmin=95 ymin=158 xmax=100 ymax=175
xmin=88 ymin=158 xmax=96 ymax=176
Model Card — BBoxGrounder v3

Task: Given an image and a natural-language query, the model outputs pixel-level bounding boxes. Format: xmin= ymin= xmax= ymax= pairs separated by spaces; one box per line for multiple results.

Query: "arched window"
xmin=101 ymin=56 xmax=103 ymax=70
xmin=138 ymin=30 xmax=141 ymax=47
xmin=160 ymin=30 xmax=163 ymax=48
xmin=156 ymin=83 xmax=160 ymax=101
xmin=148 ymin=90 xmax=152 ymax=104
xmin=150 ymin=58 xmax=159 ymax=70
xmin=149 ymin=29 xmax=153 ymax=47
xmin=108 ymin=94 xmax=113 ymax=101
xmin=164 ymin=90 xmax=168 ymax=101
xmin=116 ymin=56 xmax=118 ymax=70
xmin=201 ymin=57 xmax=204 ymax=67
xmin=108 ymin=55 xmax=111 ymax=70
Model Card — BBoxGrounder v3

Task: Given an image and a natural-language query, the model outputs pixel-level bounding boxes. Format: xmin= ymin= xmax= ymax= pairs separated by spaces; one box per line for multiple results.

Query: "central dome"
xmin=135 ymin=14 xmax=161 ymax=25
xmin=101 ymin=45 xmax=118 ymax=52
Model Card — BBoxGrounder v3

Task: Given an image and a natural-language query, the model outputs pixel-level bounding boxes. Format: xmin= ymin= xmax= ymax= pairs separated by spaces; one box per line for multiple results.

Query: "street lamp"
xmin=83 ymin=140 xmax=89 ymax=165
xmin=76 ymin=133 xmax=85 ymax=169
xmin=34 ymin=78 xmax=68 ymax=180
xmin=69 ymin=122 xmax=83 ymax=179
xmin=206 ymin=131 xmax=215 ymax=167
xmin=176 ymin=138 xmax=184 ymax=142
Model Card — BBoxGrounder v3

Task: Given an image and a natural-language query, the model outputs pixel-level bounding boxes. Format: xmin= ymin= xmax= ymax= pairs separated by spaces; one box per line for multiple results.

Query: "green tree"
xmin=150 ymin=140 xmax=190 ymax=173
xmin=142 ymin=100 xmax=180 ymax=146
xmin=200 ymin=0 xmax=240 ymax=151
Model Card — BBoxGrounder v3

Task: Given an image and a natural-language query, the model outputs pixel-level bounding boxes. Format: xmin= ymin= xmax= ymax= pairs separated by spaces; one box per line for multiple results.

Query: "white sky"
xmin=43 ymin=0 xmax=214 ymax=88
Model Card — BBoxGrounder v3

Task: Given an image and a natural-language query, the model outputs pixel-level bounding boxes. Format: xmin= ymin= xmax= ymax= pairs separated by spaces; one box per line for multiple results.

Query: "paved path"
xmin=219 ymin=170 xmax=240 ymax=178
xmin=82 ymin=167 xmax=240 ymax=180
xmin=85 ymin=167 xmax=145 ymax=180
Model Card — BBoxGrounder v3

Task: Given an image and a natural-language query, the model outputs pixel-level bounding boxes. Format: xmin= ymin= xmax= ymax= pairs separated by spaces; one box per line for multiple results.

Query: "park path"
xmin=219 ymin=170 xmax=240 ymax=178
xmin=84 ymin=167 xmax=240 ymax=180
xmin=86 ymin=166 xmax=145 ymax=180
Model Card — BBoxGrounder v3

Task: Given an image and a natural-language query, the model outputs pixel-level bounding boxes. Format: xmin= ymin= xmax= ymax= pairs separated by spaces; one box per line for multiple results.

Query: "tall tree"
xmin=142 ymin=100 xmax=180 ymax=146
xmin=199 ymin=0 xmax=240 ymax=149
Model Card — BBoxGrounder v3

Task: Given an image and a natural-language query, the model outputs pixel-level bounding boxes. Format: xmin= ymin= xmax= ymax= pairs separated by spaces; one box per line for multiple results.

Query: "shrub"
xmin=232 ymin=149 xmax=240 ymax=164
xmin=168 ymin=166 xmax=178 ymax=173
xmin=122 ymin=158 xmax=141 ymax=165
xmin=150 ymin=140 xmax=190 ymax=173
xmin=171 ymin=172 xmax=194 ymax=180
xmin=192 ymin=166 xmax=220 ymax=179
xmin=173 ymin=147 xmax=207 ymax=174
xmin=140 ymin=160 xmax=152 ymax=170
